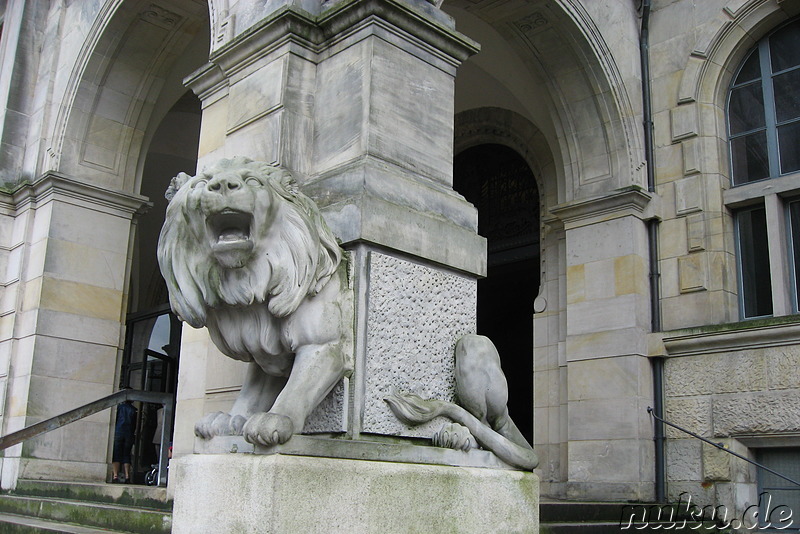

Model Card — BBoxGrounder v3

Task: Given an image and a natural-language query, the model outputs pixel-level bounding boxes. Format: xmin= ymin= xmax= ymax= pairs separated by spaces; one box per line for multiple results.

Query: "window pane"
xmin=731 ymin=131 xmax=770 ymax=184
xmin=728 ymin=83 xmax=765 ymax=134
xmin=738 ymin=206 xmax=773 ymax=318
xmin=755 ymin=448 xmax=800 ymax=530
xmin=790 ymin=200 xmax=800 ymax=311
xmin=735 ymin=49 xmax=761 ymax=85
xmin=778 ymin=121 xmax=800 ymax=174
xmin=774 ymin=69 xmax=800 ymax=122
xmin=770 ymin=20 xmax=800 ymax=72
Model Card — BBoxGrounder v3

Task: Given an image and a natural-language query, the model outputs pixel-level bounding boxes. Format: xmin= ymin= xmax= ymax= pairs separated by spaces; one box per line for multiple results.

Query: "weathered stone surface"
xmin=363 ymin=252 xmax=475 ymax=437
xmin=767 ymin=346 xmax=800 ymax=390
xmin=171 ymin=453 xmax=539 ymax=534
xmin=712 ymin=391 xmax=800 ymax=436
xmin=702 ymin=441 xmax=730 ymax=482
xmin=664 ymin=396 xmax=712 ymax=439
xmin=666 ymin=438 xmax=702 ymax=482
xmin=664 ymin=351 xmax=766 ymax=397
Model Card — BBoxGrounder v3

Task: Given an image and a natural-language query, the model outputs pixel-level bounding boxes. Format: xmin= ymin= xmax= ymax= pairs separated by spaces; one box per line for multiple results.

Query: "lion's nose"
xmin=207 ymin=175 xmax=242 ymax=193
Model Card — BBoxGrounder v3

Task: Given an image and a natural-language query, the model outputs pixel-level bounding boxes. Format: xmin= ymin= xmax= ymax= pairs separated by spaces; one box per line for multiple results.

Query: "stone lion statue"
xmin=386 ymin=334 xmax=539 ymax=470
xmin=157 ymin=157 xmax=352 ymax=446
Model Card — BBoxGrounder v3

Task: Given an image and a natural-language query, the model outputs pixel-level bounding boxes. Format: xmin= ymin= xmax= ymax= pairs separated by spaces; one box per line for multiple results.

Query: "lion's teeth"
xmin=219 ymin=231 xmax=246 ymax=242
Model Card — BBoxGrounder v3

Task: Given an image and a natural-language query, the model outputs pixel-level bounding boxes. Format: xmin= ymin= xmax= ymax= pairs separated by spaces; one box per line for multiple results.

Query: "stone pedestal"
xmin=171 ymin=450 xmax=539 ymax=534
xmin=168 ymin=2 xmax=540 ymax=532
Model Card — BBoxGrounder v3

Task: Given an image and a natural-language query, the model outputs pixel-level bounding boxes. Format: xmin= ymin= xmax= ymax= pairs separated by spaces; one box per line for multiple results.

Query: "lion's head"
xmin=157 ymin=157 xmax=342 ymax=328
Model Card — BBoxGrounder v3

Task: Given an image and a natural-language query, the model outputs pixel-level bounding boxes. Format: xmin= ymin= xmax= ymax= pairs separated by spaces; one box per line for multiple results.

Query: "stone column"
xmin=172 ymin=1 xmax=539 ymax=531
xmin=0 ymin=173 xmax=148 ymax=488
xmin=180 ymin=0 xmax=484 ymax=450
xmin=552 ymin=189 xmax=656 ymax=501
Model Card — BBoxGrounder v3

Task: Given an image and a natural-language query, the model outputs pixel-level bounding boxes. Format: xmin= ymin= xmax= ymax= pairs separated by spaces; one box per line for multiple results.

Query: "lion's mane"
xmin=157 ymin=157 xmax=342 ymax=330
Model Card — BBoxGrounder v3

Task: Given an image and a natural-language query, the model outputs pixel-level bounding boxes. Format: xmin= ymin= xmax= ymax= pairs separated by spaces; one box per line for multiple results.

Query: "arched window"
xmin=726 ymin=19 xmax=800 ymax=318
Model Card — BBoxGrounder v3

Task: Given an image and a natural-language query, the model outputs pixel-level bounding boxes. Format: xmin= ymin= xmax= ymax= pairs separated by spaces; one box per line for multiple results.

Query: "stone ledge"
xmin=663 ymin=316 xmax=800 ymax=356
xmin=193 ymin=434 xmax=514 ymax=470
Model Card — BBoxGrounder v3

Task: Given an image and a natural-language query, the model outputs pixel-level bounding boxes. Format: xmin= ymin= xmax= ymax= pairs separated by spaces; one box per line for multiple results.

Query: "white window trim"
xmin=724 ymin=175 xmax=800 ymax=318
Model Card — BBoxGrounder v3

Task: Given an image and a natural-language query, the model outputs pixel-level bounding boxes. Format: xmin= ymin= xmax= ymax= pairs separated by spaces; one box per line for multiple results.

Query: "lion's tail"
xmin=384 ymin=391 xmax=539 ymax=470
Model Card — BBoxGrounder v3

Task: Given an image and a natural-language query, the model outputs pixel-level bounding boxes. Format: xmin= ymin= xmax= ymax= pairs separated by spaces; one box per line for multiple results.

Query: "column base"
xmin=171 ymin=453 xmax=539 ymax=533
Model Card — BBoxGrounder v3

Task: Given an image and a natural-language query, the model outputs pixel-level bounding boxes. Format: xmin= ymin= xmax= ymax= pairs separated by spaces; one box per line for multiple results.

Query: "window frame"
xmin=725 ymin=18 xmax=800 ymax=320
xmin=734 ymin=202 xmax=773 ymax=319
xmin=727 ymin=19 xmax=800 ymax=185
xmin=786 ymin=196 xmax=800 ymax=311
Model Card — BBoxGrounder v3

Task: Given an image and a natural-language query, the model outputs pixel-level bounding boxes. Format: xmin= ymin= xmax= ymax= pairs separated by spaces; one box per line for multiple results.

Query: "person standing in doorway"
xmin=111 ymin=389 xmax=137 ymax=483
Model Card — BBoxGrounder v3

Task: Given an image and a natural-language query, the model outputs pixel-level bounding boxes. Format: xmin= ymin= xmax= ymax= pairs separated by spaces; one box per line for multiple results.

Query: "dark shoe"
xmin=111 ymin=476 xmax=119 ymax=483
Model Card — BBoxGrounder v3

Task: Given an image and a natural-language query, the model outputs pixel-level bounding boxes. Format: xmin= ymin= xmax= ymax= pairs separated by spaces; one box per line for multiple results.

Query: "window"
xmin=729 ymin=20 xmax=800 ymax=185
xmin=735 ymin=205 xmax=773 ymax=318
xmin=726 ymin=19 xmax=800 ymax=319
xmin=789 ymin=199 xmax=800 ymax=311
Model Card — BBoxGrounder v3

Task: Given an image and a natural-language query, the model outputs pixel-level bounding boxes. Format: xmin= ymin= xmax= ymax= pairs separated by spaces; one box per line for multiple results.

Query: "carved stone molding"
xmin=663 ymin=317 xmax=800 ymax=357
xmin=550 ymin=188 xmax=653 ymax=229
xmin=10 ymin=171 xmax=150 ymax=217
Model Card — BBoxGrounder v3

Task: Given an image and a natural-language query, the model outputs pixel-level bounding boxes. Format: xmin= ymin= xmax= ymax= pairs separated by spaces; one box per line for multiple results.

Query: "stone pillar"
xmin=180 ymin=0 xmax=484 ymax=450
xmin=171 ymin=1 xmax=539 ymax=531
xmin=0 ymin=173 xmax=148 ymax=488
xmin=552 ymin=189 xmax=656 ymax=501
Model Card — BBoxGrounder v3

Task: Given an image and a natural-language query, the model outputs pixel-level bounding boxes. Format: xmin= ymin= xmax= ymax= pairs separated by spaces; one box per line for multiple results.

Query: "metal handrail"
xmin=0 ymin=389 xmax=174 ymax=487
xmin=647 ymin=407 xmax=800 ymax=487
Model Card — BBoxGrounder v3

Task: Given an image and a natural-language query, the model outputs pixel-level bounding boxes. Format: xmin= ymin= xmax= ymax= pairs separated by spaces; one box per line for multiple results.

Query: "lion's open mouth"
xmin=206 ymin=210 xmax=254 ymax=259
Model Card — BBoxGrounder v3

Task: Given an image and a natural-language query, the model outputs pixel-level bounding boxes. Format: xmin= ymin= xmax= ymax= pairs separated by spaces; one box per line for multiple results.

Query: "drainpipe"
xmin=640 ymin=0 xmax=666 ymax=503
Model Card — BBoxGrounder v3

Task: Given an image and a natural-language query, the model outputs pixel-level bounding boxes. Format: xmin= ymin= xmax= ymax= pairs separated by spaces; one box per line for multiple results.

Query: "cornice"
xmin=204 ymin=0 xmax=479 ymax=79
xmin=663 ymin=317 xmax=800 ymax=357
xmin=11 ymin=172 xmax=150 ymax=217
xmin=550 ymin=188 xmax=652 ymax=229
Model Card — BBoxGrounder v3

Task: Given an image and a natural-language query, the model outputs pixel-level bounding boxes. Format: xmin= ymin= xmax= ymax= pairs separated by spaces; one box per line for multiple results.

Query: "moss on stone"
xmin=666 ymin=314 xmax=800 ymax=337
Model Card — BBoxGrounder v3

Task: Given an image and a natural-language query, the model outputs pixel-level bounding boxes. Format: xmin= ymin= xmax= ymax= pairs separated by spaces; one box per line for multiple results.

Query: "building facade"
xmin=0 ymin=0 xmax=799 ymax=521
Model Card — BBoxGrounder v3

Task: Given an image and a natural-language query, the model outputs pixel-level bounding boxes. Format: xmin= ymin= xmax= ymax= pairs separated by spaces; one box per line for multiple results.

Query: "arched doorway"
xmin=120 ymin=89 xmax=202 ymax=482
xmin=453 ymin=143 xmax=540 ymax=443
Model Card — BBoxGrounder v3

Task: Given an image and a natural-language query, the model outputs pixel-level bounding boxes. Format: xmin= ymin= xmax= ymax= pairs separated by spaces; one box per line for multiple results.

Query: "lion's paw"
xmin=242 ymin=412 xmax=294 ymax=446
xmin=229 ymin=414 xmax=247 ymax=436
xmin=195 ymin=411 xmax=234 ymax=439
xmin=432 ymin=422 xmax=477 ymax=452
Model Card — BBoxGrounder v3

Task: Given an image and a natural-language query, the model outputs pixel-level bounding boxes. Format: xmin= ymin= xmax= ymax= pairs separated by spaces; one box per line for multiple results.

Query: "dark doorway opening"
xmin=454 ymin=143 xmax=540 ymax=444
xmin=119 ymin=90 xmax=202 ymax=483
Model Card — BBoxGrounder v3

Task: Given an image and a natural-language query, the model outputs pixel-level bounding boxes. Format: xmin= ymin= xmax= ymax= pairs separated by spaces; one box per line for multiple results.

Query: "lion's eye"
xmin=194 ymin=180 xmax=208 ymax=189
xmin=245 ymin=177 xmax=262 ymax=187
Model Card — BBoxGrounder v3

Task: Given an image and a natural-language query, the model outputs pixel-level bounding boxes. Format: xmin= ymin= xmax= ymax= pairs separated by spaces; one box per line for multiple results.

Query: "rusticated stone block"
xmin=702 ymin=441 xmax=730 ymax=481
xmin=665 ymin=351 xmax=766 ymax=397
xmin=666 ymin=439 xmax=701 ymax=481
xmin=767 ymin=346 xmax=800 ymax=390
xmin=712 ymin=391 xmax=800 ymax=436
xmin=664 ymin=397 xmax=712 ymax=439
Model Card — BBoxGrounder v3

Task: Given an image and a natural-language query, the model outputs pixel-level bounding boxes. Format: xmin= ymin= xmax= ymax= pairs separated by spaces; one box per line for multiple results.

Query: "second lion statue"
xmin=157 ymin=157 xmax=352 ymax=446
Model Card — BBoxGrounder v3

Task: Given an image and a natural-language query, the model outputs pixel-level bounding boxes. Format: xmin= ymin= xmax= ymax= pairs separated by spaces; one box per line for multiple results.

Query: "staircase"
xmin=0 ymin=480 xmax=171 ymax=533
xmin=541 ymin=500 xmax=727 ymax=533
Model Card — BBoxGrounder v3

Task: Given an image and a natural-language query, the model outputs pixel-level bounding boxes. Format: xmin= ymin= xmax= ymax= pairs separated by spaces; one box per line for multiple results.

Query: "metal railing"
xmin=647 ymin=407 xmax=800 ymax=487
xmin=0 ymin=389 xmax=174 ymax=487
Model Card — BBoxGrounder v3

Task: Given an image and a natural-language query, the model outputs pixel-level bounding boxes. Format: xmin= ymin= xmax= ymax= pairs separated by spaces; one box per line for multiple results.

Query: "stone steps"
xmin=0 ymin=480 xmax=171 ymax=534
xmin=0 ymin=512 xmax=125 ymax=533
xmin=540 ymin=501 xmax=727 ymax=534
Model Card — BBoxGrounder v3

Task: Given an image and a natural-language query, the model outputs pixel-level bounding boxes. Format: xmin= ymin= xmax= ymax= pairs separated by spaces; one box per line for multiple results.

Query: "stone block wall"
xmin=662 ymin=319 xmax=800 ymax=519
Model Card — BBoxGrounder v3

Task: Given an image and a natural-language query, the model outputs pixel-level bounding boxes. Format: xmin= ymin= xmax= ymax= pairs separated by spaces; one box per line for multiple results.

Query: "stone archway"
xmin=0 ymin=0 xmax=211 ymax=489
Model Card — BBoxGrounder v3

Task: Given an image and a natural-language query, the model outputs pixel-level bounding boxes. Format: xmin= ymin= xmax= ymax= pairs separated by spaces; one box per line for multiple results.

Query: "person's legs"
xmin=119 ymin=435 xmax=134 ymax=483
xmin=111 ymin=437 xmax=124 ymax=482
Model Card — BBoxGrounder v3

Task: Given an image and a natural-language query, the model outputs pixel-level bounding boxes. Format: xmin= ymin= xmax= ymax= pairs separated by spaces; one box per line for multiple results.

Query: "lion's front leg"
xmin=242 ymin=343 xmax=345 ymax=446
xmin=195 ymin=362 xmax=285 ymax=439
